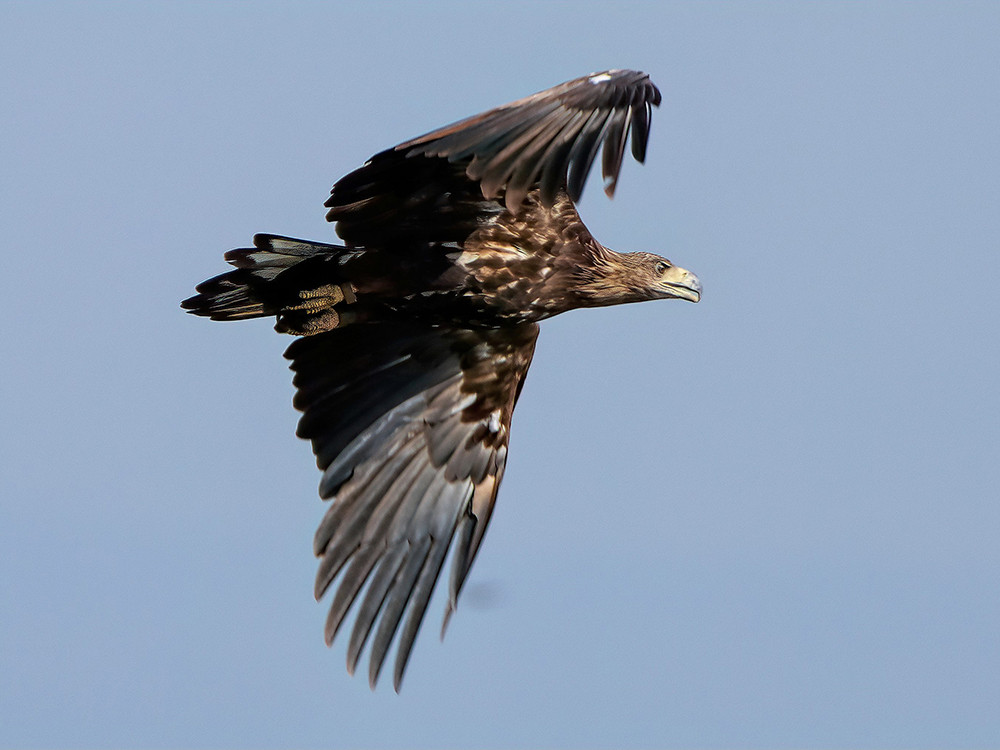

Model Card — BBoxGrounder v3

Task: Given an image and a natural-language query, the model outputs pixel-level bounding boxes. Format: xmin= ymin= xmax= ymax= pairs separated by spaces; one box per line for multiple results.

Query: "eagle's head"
xmin=574 ymin=249 xmax=701 ymax=306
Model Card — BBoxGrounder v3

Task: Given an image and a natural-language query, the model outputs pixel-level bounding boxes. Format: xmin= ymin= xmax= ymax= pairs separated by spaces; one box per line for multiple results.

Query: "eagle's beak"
xmin=660 ymin=265 xmax=701 ymax=303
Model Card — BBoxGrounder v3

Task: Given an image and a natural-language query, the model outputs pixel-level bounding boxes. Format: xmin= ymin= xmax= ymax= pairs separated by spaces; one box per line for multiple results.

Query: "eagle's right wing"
xmin=285 ymin=320 xmax=539 ymax=691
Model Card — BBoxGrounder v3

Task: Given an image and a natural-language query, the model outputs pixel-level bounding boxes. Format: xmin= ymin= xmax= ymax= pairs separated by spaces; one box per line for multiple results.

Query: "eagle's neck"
xmin=569 ymin=243 xmax=655 ymax=308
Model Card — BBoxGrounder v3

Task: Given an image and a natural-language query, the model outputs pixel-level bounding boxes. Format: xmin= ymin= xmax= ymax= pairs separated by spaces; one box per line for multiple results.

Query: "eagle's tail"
xmin=182 ymin=234 xmax=357 ymax=334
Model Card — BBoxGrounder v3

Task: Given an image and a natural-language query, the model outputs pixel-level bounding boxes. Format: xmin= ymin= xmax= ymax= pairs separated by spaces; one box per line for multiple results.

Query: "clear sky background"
xmin=2 ymin=2 xmax=999 ymax=748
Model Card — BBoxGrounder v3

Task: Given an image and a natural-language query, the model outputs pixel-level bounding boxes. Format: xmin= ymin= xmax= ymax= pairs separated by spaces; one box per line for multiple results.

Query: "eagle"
xmin=183 ymin=69 xmax=701 ymax=691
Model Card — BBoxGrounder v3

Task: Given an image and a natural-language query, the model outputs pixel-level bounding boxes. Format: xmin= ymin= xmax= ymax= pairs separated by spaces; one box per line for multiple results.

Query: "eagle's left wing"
xmin=326 ymin=69 xmax=661 ymax=251
xmin=399 ymin=68 xmax=660 ymax=208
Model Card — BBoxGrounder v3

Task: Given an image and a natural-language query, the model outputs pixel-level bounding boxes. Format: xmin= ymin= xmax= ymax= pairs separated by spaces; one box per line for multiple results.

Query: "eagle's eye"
xmin=654 ymin=260 xmax=670 ymax=275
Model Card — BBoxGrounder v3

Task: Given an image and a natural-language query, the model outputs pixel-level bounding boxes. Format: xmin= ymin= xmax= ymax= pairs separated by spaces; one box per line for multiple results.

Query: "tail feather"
xmin=182 ymin=234 xmax=349 ymax=324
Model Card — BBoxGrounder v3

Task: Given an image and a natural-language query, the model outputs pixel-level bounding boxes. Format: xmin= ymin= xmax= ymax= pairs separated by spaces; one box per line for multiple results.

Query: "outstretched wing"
xmin=326 ymin=69 xmax=660 ymax=248
xmin=286 ymin=321 xmax=539 ymax=690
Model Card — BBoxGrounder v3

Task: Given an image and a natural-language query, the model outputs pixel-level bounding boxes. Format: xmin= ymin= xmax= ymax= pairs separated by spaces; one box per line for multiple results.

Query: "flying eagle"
xmin=183 ymin=69 xmax=701 ymax=691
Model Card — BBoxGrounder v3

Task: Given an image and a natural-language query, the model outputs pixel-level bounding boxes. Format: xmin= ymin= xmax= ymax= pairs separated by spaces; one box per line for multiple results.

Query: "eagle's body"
xmin=183 ymin=70 xmax=700 ymax=690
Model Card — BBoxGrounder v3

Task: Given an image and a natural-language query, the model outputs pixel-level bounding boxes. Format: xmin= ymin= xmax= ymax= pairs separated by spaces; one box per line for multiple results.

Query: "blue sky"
xmin=2 ymin=2 xmax=999 ymax=747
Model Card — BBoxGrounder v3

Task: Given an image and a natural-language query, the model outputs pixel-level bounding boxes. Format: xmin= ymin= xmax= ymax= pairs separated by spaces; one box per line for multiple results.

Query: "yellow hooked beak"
xmin=659 ymin=264 xmax=701 ymax=302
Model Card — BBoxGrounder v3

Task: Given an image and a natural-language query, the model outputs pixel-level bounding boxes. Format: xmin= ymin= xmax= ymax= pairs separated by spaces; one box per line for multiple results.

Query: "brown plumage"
xmin=182 ymin=69 xmax=701 ymax=691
